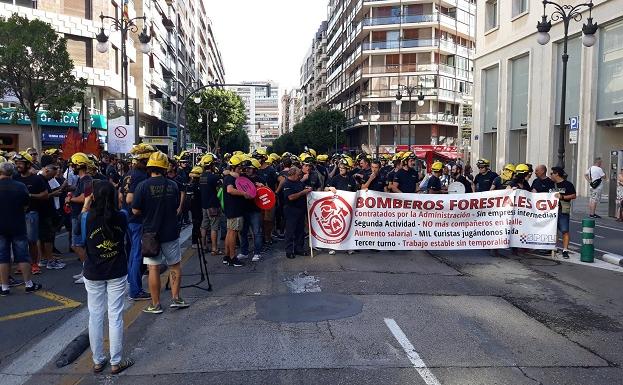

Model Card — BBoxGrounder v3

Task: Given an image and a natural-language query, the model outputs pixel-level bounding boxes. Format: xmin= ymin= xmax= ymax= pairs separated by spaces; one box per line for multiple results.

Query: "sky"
xmin=206 ymin=0 xmax=329 ymax=92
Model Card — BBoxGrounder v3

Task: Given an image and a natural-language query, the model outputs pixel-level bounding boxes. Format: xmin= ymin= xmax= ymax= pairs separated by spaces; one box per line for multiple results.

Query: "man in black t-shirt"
xmin=392 ymin=153 xmax=419 ymax=193
xmin=257 ymin=154 xmax=279 ymax=246
xmin=427 ymin=161 xmax=445 ymax=194
xmin=132 ymin=152 xmax=188 ymax=314
xmin=199 ymin=154 xmax=222 ymax=254
xmin=451 ymin=164 xmax=473 ymax=193
xmin=0 ymin=161 xmax=42 ymax=295
xmin=222 ymin=155 xmax=254 ymax=267
xmin=283 ymin=167 xmax=312 ymax=259
xmin=473 ymin=159 xmax=498 ymax=192
xmin=238 ymin=159 xmax=265 ymax=262
xmin=362 ymin=160 xmax=386 ymax=192
xmin=13 ymin=152 xmax=48 ymax=274
xmin=550 ymin=167 xmax=576 ymax=259
xmin=531 ymin=165 xmax=555 ymax=193
xmin=326 ymin=160 xmax=358 ymax=193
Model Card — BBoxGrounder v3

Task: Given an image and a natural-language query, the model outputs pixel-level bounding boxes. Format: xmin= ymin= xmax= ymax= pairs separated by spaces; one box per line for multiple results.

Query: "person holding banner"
xmin=283 ymin=167 xmax=312 ymax=259
xmin=451 ymin=164 xmax=472 ymax=193
xmin=325 ymin=160 xmax=358 ymax=255
xmin=391 ymin=153 xmax=420 ymax=193
xmin=361 ymin=160 xmax=386 ymax=192
xmin=550 ymin=167 xmax=576 ymax=259
xmin=509 ymin=164 xmax=531 ymax=191
xmin=491 ymin=164 xmax=515 ymax=191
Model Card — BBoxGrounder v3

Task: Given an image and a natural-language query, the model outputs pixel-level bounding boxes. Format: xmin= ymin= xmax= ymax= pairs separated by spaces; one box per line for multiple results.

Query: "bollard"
xmin=580 ymin=218 xmax=595 ymax=263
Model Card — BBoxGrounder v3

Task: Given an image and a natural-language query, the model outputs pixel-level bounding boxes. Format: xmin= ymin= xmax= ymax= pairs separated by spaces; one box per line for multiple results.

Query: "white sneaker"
xmin=38 ymin=259 xmax=48 ymax=267
xmin=328 ymin=250 xmax=336 ymax=255
xmin=47 ymin=260 xmax=66 ymax=270
xmin=72 ymin=272 xmax=83 ymax=280
xmin=252 ymin=254 xmax=261 ymax=262
xmin=191 ymin=244 xmax=198 ymax=249
xmin=236 ymin=253 xmax=249 ymax=260
xmin=347 ymin=250 xmax=354 ymax=255
xmin=74 ymin=276 xmax=85 ymax=284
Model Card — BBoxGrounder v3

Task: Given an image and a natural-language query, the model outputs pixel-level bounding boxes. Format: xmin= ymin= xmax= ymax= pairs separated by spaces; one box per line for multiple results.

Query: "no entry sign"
xmin=108 ymin=124 xmax=134 ymax=154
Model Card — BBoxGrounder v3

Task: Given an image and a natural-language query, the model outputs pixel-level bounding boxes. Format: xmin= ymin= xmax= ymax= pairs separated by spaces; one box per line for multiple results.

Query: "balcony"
xmin=363 ymin=63 xmax=471 ymax=79
xmin=363 ymin=14 xmax=437 ymax=27
xmin=347 ymin=112 xmax=459 ymax=127
xmin=363 ymin=39 xmax=437 ymax=51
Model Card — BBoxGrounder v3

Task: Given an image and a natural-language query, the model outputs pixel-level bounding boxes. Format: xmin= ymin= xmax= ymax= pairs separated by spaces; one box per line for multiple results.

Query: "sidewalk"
xmin=572 ymin=196 xmax=622 ymax=225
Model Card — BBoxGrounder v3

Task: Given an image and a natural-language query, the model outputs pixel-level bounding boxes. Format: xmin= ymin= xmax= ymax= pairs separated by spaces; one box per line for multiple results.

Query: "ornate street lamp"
xmin=395 ymin=85 xmax=425 ymax=149
xmin=536 ymin=0 xmax=597 ymax=169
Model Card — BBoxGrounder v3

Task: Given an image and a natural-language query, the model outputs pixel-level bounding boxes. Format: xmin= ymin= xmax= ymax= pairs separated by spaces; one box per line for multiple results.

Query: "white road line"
xmin=576 ymin=231 xmax=605 ymax=239
xmin=570 ymin=220 xmax=623 ymax=232
xmin=384 ymin=318 xmax=442 ymax=385
xmin=569 ymin=241 xmax=613 ymax=255
xmin=0 ymin=226 xmax=194 ymax=385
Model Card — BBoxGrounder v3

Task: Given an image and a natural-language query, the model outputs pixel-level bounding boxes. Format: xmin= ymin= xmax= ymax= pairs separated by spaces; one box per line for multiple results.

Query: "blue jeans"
xmin=127 ymin=222 xmax=144 ymax=297
xmin=84 ymin=276 xmax=127 ymax=365
xmin=0 ymin=234 xmax=30 ymax=264
xmin=25 ymin=211 xmax=39 ymax=243
xmin=240 ymin=211 xmax=262 ymax=255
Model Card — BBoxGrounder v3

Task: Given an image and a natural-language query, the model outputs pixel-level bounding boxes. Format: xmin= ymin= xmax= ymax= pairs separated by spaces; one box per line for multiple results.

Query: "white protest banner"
xmin=307 ymin=189 xmax=559 ymax=251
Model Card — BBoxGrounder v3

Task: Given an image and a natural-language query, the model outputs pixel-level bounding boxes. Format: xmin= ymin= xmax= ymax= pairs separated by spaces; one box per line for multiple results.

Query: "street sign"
xmin=569 ymin=116 xmax=579 ymax=144
xmin=108 ymin=124 xmax=134 ymax=154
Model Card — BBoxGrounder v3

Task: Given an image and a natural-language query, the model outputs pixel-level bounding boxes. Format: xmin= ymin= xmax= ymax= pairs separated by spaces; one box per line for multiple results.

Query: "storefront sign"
xmin=307 ymin=189 xmax=559 ymax=251
xmin=0 ymin=108 xmax=106 ymax=129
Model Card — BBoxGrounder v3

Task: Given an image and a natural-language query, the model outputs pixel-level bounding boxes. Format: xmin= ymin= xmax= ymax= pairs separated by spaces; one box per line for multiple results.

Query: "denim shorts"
xmin=71 ymin=216 xmax=84 ymax=247
xmin=143 ymin=239 xmax=181 ymax=266
xmin=25 ymin=211 xmax=39 ymax=243
xmin=0 ymin=234 xmax=30 ymax=264
xmin=557 ymin=213 xmax=570 ymax=234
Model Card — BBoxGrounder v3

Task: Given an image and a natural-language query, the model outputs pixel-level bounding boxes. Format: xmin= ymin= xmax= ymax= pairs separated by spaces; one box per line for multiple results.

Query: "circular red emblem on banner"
xmin=309 ymin=195 xmax=353 ymax=244
xmin=254 ymin=187 xmax=276 ymax=210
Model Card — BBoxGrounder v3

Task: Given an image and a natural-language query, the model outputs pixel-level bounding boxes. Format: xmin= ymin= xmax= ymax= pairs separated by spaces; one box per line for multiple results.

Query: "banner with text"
xmin=307 ymin=190 xmax=559 ymax=250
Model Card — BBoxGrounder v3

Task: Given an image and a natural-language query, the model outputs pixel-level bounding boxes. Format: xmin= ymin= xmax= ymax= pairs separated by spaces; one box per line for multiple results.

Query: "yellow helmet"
xmin=270 ymin=153 xmax=281 ymax=161
xmin=317 ymin=154 xmax=329 ymax=162
xmin=382 ymin=153 xmax=392 ymax=160
xmin=70 ymin=152 xmax=89 ymax=166
xmin=233 ymin=150 xmax=244 ymax=156
xmin=341 ymin=156 xmax=354 ymax=168
xmin=503 ymin=163 xmax=516 ymax=173
xmin=14 ymin=151 xmax=34 ymax=164
xmin=282 ymin=152 xmax=292 ymax=158
xmin=515 ymin=163 xmax=530 ymax=173
xmin=44 ymin=148 xmax=62 ymax=156
xmin=431 ymin=161 xmax=444 ymax=172
xmin=476 ymin=158 xmax=491 ymax=168
xmin=146 ymin=151 xmax=170 ymax=170
xmin=0 ymin=156 xmax=6 ymax=163
xmin=228 ymin=154 xmax=245 ymax=167
xmin=242 ymin=158 xmax=261 ymax=169
xmin=130 ymin=143 xmax=156 ymax=159
xmin=199 ymin=153 xmax=214 ymax=166
xmin=189 ymin=166 xmax=203 ymax=177
xmin=306 ymin=148 xmax=317 ymax=157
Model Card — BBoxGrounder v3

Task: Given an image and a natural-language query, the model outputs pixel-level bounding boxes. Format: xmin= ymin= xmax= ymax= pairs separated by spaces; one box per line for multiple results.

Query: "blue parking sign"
xmin=570 ymin=116 xmax=579 ymax=130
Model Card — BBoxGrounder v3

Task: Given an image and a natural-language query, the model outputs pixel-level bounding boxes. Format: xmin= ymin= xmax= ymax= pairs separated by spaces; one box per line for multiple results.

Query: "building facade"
xmin=280 ymin=88 xmax=302 ymax=134
xmin=325 ymin=0 xmax=476 ymax=153
xmin=300 ymin=21 xmax=329 ymax=117
xmin=472 ymin=0 xmax=623 ymax=195
xmin=229 ymin=81 xmax=280 ymax=149
xmin=0 ymin=0 xmax=225 ymax=154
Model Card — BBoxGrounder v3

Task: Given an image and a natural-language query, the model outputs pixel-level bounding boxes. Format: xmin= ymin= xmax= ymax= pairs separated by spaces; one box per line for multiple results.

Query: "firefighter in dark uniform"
xmin=282 ymin=166 xmax=312 ymax=259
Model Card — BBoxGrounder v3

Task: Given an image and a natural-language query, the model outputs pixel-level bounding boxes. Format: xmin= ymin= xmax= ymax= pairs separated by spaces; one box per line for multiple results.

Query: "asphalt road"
xmin=569 ymin=214 xmax=623 ymax=257
xmin=2 ymin=233 xmax=621 ymax=385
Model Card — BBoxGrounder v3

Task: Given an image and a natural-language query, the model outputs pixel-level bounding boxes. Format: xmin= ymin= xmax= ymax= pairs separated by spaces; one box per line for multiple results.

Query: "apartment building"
xmin=473 ymin=0 xmax=623 ymax=195
xmin=0 ymin=0 xmax=225 ymax=153
xmin=229 ymin=81 xmax=280 ymax=149
xmin=325 ymin=0 xmax=476 ymax=153
xmin=300 ymin=21 xmax=329 ymax=117
xmin=281 ymin=88 xmax=302 ymax=134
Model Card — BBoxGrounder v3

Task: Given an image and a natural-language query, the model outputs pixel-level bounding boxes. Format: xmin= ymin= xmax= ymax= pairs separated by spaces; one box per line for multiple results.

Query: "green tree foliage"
xmin=219 ymin=126 xmax=250 ymax=154
xmin=186 ymin=88 xmax=247 ymax=152
xmin=0 ymin=14 xmax=88 ymax=151
xmin=270 ymin=109 xmax=346 ymax=155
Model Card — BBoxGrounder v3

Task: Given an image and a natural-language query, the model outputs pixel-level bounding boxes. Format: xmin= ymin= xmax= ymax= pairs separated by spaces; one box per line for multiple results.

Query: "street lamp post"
xmin=395 ymin=85 xmax=425 ymax=151
xmin=536 ymin=0 xmax=597 ymax=169
xmin=95 ymin=12 xmax=151 ymax=127
xmin=197 ymin=109 xmax=218 ymax=153
xmin=171 ymin=81 xmax=271 ymax=150
xmin=358 ymin=102 xmax=381 ymax=157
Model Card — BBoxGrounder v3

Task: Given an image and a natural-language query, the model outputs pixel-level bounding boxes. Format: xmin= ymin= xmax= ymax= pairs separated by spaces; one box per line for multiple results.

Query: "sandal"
xmin=93 ymin=360 xmax=108 ymax=373
xmin=211 ymin=249 xmax=222 ymax=256
xmin=111 ymin=358 xmax=134 ymax=375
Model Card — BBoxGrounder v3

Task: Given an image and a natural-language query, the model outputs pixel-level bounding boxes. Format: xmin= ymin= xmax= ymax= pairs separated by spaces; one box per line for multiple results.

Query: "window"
xmin=485 ymin=0 xmax=498 ymax=31
xmin=597 ymin=20 xmax=623 ymax=120
xmin=512 ymin=0 xmax=528 ymax=18
xmin=65 ymin=35 xmax=93 ymax=67
xmin=510 ymin=55 xmax=529 ymax=130
xmin=64 ymin=0 xmax=92 ymax=19
xmin=0 ymin=0 xmax=36 ymax=7
xmin=482 ymin=65 xmax=499 ymax=132
xmin=113 ymin=46 xmax=119 ymax=74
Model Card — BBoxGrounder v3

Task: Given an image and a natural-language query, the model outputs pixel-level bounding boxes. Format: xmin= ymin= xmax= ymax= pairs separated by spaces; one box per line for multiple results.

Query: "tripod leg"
xmin=199 ymin=240 xmax=212 ymax=291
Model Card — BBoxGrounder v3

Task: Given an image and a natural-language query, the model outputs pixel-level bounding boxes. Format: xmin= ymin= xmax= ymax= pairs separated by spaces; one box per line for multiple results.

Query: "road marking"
xmin=569 ymin=241 xmax=612 ymax=255
xmin=571 ymin=220 xmax=623 ymax=232
xmin=0 ymin=291 xmax=81 ymax=322
xmin=384 ymin=318 xmax=441 ymax=385
xmin=576 ymin=231 xmax=604 ymax=239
